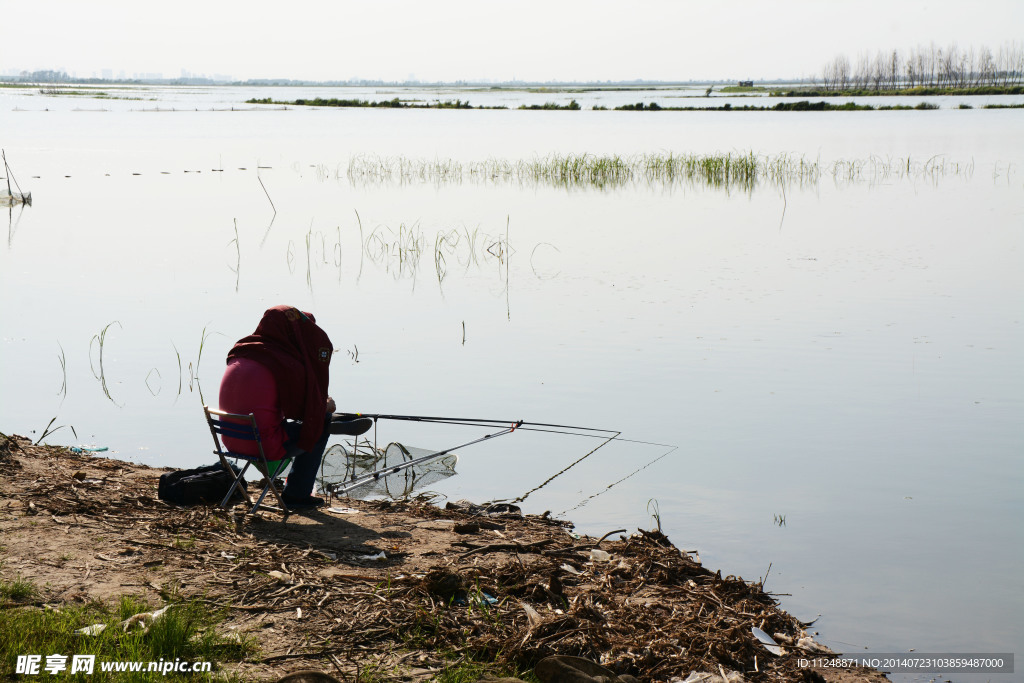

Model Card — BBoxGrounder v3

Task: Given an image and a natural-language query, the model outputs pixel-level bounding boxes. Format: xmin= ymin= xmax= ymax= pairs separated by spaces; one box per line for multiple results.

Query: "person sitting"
xmin=218 ymin=305 xmax=335 ymax=509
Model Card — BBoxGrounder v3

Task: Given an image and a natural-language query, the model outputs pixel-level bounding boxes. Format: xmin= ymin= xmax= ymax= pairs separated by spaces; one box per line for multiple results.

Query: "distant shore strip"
xmin=247 ymin=96 xmax=1024 ymax=111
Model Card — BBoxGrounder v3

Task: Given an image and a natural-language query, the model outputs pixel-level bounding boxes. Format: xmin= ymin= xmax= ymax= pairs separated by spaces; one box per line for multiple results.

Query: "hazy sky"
xmin=2 ymin=0 xmax=1022 ymax=82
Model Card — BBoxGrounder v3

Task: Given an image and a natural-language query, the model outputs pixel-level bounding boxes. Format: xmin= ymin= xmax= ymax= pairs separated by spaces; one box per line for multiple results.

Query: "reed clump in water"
xmin=349 ymin=152 xmax=822 ymax=192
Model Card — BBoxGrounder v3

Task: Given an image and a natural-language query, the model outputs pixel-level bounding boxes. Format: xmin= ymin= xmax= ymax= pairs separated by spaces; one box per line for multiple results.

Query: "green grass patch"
xmin=434 ymin=658 xmax=539 ymax=683
xmin=719 ymin=85 xmax=769 ymax=93
xmin=0 ymin=575 xmax=37 ymax=602
xmin=0 ymin=588 xmax=256 ymax=681
xmin=518 ymin=99 xmax=581 ymax=110
xmin=38 ymin=88 xmax=105 ymax=96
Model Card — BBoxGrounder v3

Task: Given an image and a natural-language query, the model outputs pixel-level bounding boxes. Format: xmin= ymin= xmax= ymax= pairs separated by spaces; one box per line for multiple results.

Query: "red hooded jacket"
xmin=222 ymin=305 xmax=333 ymax=452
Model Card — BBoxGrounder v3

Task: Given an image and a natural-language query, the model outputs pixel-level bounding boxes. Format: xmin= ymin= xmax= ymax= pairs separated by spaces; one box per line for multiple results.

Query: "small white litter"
xmin=679 ymin=669 xmax=745 ymax=683
xmin=122 ymin=605 xmax=171 ymax=633
xmin=751 ymin=627 xmax=783 ymax=656
xmin=518 ymin=601 xmax=542 ymax=628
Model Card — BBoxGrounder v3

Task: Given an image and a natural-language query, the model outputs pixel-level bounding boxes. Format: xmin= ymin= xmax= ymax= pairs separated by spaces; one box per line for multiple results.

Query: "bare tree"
xmin=889 ymin=50 xmax=901 ymax=90
xmin=815 ymin=40 xmax=1021 ymax=92
xmin=977 ymin=46 xmax=995 ymax=86
xmin=854 ymin=52 xmax=872 ymax=90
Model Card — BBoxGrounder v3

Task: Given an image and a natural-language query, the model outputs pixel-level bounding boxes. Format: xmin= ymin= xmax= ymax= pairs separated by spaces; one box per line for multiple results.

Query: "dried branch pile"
xmin=0 ymin=436 xmax=884 ymax=683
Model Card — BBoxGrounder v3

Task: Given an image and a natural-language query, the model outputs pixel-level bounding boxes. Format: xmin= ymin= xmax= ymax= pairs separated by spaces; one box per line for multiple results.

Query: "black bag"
xmin=158 ymin=463 xmax=246 ymax=506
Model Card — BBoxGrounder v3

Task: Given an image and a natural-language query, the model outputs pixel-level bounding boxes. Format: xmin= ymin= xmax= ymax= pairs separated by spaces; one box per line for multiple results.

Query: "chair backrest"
xmin=205 ymin=407 xmax=258 ymax=442
xmin=203 ymin=406 xmax=286 ymax=478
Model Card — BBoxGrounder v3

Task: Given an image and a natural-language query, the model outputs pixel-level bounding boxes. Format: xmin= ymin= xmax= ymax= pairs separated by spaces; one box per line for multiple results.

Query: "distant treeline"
xmin=775 ymin=85 xmax=1024 ymax=97
xmin=812 ymin=41 xmax=1024 ymax=93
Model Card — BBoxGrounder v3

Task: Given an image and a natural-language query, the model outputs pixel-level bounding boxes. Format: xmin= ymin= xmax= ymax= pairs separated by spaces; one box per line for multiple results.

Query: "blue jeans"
xmin=280 ymin=416 xmax=330 ymax=499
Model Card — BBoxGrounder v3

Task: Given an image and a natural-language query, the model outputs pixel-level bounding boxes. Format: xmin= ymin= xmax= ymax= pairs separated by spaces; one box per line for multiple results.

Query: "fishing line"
xmin=508 ymin=431 xmax=621 ymax=505
xmin=560 ymin=443 xmax=678 ymax=515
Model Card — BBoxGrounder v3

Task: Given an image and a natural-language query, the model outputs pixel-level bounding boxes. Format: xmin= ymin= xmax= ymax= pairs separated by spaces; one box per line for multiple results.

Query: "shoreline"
xmin=1 ymin=432 xmax=888 ymax=682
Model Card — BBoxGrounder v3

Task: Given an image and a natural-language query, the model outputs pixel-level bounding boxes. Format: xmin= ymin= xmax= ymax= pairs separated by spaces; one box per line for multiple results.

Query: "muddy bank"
xmin=0 ymin=433 xmax=887 ymax=683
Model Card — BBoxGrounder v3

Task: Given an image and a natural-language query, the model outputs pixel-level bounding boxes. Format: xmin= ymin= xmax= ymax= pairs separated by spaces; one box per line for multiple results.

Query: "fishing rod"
xmin=338 ymin=412 xmax=619 ymax=438
xmin=326 ymin=412 xmax=668 ymax=504
xmin=326 ymin=420 xmax=523 ymax=498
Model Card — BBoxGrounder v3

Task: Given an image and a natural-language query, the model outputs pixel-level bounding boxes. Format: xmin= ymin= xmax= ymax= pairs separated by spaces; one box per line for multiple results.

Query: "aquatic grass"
xmin=172 ymin=343 xmax=183 ymax=397
xmin=828 ymin=154 xmax=973 ymax=187
xmin=89 ymin=321 xmax=122 ymax=406
xmin=349 ymin=151 xmax=823 ymax=193
xmin=353 ymin=220 xmax=510 ymax=292
xmin=175 ymin=325 xmax=222 ymax=404
xmin=227 ymin=218 xmax=240 ymax=292
xmin=647 ymin=499 xmax=663 ymax=533
xmin=350 ymin=150 xmax=980 ymax=193
xmin=144 ymin=368 xmax=162 ymax=396
xmin=191 ymin=326 xmax=218 ymax=404
xmin=56 ymin=342 xmax=68 ymax=401
xmin=363 ymin=222 xmax=428 ymax=282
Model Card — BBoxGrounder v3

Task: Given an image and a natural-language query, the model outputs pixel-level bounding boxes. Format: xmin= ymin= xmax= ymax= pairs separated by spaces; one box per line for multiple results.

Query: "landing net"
xmin=319 ymin=441 xmax=458 ymax=500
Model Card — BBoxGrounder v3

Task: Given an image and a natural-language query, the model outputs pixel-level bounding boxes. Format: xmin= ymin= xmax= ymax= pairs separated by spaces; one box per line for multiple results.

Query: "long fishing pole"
xmin=327 ymin=420 xmax=522 ymax=498
xmin=340 ymin=412 xmax=619 ymax=437
xmin=328 ymin=413 xmax=664 ymax=504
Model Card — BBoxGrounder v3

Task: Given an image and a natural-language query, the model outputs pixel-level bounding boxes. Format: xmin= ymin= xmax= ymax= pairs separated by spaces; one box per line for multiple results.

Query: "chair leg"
xmin=245 ymin=457 xmax=292 ymax=515
xmin=258 ymin=470 xmax=290 ymax=514
xmin=219 ymin=458 xmax=253 ymax=509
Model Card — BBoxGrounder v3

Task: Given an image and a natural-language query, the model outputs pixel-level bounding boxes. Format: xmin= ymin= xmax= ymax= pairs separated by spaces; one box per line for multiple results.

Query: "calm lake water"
xmin=2 ymin=85 xmax=1022 ymax=682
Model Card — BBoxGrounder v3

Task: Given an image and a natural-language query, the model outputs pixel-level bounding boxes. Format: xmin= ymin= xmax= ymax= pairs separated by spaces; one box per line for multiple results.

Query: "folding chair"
xmin=204 ymin=406 xmax=292 ymax=515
